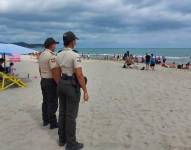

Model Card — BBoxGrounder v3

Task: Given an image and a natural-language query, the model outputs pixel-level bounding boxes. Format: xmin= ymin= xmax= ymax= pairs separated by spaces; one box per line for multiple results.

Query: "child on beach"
xmin=150 ymin=54 xmax=156 ymax=71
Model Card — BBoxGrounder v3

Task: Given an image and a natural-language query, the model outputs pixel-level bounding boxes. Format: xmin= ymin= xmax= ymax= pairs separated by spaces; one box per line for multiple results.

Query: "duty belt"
xmin=61 ymin=74 xmax=80 ymax=88
xmin=61 ymin=74 xmax=75 ymax=80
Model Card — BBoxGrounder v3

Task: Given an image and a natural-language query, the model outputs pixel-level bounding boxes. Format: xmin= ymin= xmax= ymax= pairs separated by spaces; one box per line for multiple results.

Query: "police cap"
xmin=63 ymin=31 xmax=79 ymax=43
xmin=44 ymin=38 xmax=58 ymax=48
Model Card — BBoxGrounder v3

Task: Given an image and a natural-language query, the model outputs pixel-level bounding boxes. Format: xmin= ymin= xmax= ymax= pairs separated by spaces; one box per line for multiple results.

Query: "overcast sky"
xmin=0 ymin=0 xmax=191 ymax=48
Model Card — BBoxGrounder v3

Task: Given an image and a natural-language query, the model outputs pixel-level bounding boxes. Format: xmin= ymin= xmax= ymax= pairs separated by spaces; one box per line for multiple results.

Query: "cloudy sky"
xmin=0 ymin=0 xmax=191 ymax=48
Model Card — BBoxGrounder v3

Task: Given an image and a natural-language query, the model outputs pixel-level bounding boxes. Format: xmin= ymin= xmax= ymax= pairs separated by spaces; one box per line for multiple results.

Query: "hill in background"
xmin=12 ymin=42 xmax=43 ymax=48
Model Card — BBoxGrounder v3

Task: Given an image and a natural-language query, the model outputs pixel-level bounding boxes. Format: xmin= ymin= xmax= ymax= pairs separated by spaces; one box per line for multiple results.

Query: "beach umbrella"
xmin=0 ymin=43 xmax=36 ymax=68
xmin=0 ymin=43 xmax=36 ymax=55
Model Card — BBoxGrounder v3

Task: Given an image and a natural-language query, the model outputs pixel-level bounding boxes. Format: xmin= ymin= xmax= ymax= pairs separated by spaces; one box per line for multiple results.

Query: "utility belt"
xmin=61 ymin=74 xmax=87 ymax=87
xmin=61 ymin=74 xmax=80 ymax=88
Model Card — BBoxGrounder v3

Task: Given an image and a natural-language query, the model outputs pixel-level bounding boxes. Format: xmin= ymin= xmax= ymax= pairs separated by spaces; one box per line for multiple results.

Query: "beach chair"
xmin=0 ymin=72 xmax=27 ymax=91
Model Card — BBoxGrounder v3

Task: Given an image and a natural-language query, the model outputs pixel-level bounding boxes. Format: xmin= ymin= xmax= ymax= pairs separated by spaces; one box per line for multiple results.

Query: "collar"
xmin=45 ymin=49 xmax=54 ymax=54
xmin=64 ymin=47 xmax=73 ymax=51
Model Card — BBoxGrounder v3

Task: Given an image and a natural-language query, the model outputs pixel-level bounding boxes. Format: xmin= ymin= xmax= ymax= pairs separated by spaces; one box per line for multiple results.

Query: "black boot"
xmin=58 ymin=138 xmax=66 ymax=147
xmin=66 ymin=142 xmax=84 ymax=150
xmin=50 ymin=122 xmax=58 ymax=129
xmin=43 ymin=121 xmax=49 ymax=126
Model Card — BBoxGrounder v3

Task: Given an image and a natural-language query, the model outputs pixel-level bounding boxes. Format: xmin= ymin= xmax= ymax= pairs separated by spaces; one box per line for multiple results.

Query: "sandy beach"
xmin=1 ymin=57 xmax=191 ymax=150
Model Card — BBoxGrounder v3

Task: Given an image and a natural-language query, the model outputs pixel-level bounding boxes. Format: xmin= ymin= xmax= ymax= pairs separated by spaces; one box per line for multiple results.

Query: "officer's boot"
xmin=66 ymin=142 xmax=84 ymax=150
xmin=50 ymin=122 xmax=58 ymax=129
xmin=43 ymin=121 xmax=49 ymax=126
xmin=49 ymin=114 xmax=58 ymax=129
xmin=58 ymin=137 xmax=66 ymax=147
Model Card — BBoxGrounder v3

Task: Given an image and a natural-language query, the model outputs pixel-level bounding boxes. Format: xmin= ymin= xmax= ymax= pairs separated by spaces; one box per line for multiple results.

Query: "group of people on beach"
xmin=122 ymin=51 xmax=191 ymax=70
xmin=123 ymin=51 xmax=159 ymax=70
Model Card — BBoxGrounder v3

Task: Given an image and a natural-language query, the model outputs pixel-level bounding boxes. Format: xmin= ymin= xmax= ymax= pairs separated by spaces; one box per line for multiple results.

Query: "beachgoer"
xmin=141 ymin=56 xmax=144 ymax=63
xmin=145 ymin=53 xmax=151 ymax=70
xmin=124 ymin=54 xmax=134 ymax=68
xmin=134 ymin=55 xmax=138 ymax=64
xmin=157 ymin=56 xmax=161 ymax=64
xmin=0 ymin=58 xmax=5 ymax=72
xmin=39 ymin=38 xmax=58 ymax=129
xmin=53 ymin=31 xmax=88 ymax=149
xmin=7 ymin=62 xmax=15 ymax=75
xmin=150 ymin=54 xmax=156 ymax=71
xmin=169 ymin=62 xmax=176 ymax=68
xmin=185 ymin=62 xmax=190 ymax=69
xmin=117 ymin=55 xmax=120 ymax=61
xmin=162 ymin=56 xmax=166 ymax=64
xmin=123 ymin=51 xmax=129 ymax=61
xmin=177 ymin=64 xmax=183 ymax=69
xmin=87 ymin=53 xmax=90 ymax=60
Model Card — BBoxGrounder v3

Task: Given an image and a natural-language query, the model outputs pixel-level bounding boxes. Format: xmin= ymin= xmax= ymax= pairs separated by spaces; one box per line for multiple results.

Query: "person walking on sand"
xmin=39 ymin=38 xmax=59 ymax=129
xmin=145 ymin=53 xmax=151 ymax=70
xmin=51 ymin=31 xmax=89 ymax=150
xmin=150 ymin=53 xmax=156 ymax=71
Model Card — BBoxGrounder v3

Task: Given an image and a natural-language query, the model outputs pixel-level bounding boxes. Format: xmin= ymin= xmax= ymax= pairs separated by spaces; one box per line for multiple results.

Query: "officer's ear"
xmin=72 ymin=40 xmax=76 ymax=48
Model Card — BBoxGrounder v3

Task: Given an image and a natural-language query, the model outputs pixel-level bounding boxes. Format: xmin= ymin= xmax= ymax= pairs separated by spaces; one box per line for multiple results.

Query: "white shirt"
xmin=55 ymin=47 xmax=82 ymax=76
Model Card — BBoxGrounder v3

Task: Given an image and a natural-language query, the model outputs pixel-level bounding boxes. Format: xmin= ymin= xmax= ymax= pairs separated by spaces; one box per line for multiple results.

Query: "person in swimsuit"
xmin=150 ymin=54 xmax=156 ymax=71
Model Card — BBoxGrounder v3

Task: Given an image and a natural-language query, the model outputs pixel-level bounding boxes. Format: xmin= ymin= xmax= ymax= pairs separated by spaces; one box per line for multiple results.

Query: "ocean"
xmin=37 ymin=47 xmax=191 ymax=64
xmin=76 ymin=48 xmax=191 ymax=63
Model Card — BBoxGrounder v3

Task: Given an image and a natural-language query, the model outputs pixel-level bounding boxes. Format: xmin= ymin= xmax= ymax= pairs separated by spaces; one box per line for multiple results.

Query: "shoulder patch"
xmin=50 ymin=58 xmax=56 ymax=63
xmin=76 ymin=57 xmax=81 ymax=63
xmin=73 ymin=50 xmax=79 ymax=53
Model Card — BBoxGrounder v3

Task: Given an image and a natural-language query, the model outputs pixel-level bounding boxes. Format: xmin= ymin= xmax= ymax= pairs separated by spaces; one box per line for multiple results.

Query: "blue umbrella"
xmin=0 ymin=43 xmax=36 ymax=55
xmin=0 ymin=43 xmax=36 ymax=68
xmin=0 ymin=52 xmax=12 ymax=56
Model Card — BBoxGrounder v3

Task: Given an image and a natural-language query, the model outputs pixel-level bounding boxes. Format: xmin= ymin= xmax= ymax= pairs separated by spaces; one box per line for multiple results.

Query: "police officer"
xmin=52 ymin=31 xmax=89 ymax=150
xmin=39 ymin=38 xmax=59 ymax=129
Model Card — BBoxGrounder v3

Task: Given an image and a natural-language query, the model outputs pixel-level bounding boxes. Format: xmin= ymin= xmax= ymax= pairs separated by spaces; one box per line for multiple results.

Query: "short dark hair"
xmin=10 ymin=62 xmax=14 ymax=66
xmin=44 ymin=43 xmax=55 ymax=49
xmin=44 ymin=38 xmax=57 ymax=49
xmin=45 ymin=44 xmax=50 ymax=49
xmin=64 ymin=40 xmax=72 ymax=47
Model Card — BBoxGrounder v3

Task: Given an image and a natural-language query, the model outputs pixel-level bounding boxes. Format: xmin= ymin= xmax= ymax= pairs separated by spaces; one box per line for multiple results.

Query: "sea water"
xmin=76 ymin=48 xmax=191 ymax=64
xmin=37 ymin=47 xmax=191 ymax=64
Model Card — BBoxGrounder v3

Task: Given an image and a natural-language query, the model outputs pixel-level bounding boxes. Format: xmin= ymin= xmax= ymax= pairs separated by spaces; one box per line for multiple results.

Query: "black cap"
xmin=63 ymin=31 xmax=79 ymax=42
xmin=44 ymin=38 xmax=58 ymax=48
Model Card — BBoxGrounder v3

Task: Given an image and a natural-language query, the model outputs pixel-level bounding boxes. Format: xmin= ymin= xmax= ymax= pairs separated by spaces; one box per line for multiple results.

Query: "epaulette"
xmin=73 ymin=49 xmax=79 ymax=53
xmin=58 ymin=50 xmax=63 ymax=53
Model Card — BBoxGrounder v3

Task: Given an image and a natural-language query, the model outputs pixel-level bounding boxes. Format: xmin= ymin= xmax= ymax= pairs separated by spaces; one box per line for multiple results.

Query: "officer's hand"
xmin=83 ymin=92 xmax=89 ymax=102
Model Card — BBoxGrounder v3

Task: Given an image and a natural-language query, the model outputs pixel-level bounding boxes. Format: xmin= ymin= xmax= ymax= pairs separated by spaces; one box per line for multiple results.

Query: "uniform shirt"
xmin=39 ymin=49 xmax=57 ymax=78
xmin=56 ymin=47 xmax=82 ymax=76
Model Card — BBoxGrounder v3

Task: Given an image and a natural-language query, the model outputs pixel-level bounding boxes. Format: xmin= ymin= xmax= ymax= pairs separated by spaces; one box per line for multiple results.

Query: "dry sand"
xmin=1 ymin=57 xmax=191 ymax=150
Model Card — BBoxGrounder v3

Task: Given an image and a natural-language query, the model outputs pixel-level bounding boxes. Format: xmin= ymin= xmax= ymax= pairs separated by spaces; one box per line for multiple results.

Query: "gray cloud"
xmin=0 ymin=0 xmax=191 ymax=47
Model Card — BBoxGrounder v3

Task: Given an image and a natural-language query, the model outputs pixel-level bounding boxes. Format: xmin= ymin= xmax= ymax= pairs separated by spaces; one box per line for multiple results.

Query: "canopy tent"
xmin=0 ymin=43 xmax=36 ymax=68
xmin=0 ymin=52 xmax=12 ymax=56
xmin=0 ymin=43 xmax=36 ymax=55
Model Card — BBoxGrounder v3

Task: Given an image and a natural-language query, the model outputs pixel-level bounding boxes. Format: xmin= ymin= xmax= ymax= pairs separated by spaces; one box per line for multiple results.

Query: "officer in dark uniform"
xmin=52 ymin=31 xmax=89 ymax=150
xmin=39 ymin=38 xmax=59 ymax=129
